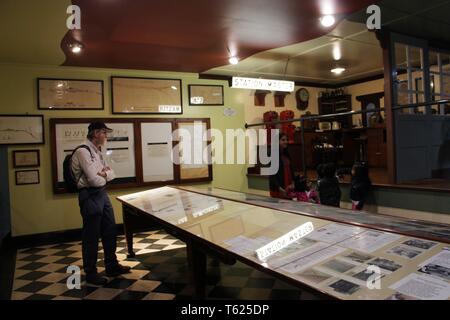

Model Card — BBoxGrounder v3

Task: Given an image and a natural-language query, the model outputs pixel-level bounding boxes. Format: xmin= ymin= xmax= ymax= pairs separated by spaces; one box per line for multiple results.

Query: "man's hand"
xmin=97 ymin=171 xmax=107 ymax=178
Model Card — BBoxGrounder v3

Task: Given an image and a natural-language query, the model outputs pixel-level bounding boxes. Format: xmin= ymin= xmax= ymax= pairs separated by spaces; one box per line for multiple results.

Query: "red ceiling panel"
xmin=61 ymin=0 xmax=379 ymax=72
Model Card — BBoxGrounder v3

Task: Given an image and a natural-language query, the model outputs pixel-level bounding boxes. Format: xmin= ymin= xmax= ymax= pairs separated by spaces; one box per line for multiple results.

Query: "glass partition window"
xmin=394 ymin=43 xmax=426 ymax=114
xmin=429 ymin=51 xmax=450 ymax=115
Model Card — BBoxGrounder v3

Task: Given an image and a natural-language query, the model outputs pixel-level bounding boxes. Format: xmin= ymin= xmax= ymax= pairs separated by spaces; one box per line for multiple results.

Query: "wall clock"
xmin=296 ymin=88 xmax=309 ymax=111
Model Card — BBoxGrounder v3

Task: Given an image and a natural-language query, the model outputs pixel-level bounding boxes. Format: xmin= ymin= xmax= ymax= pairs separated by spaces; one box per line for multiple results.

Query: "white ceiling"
xmin=203 ymin=20 xmax=384 ymax=85
xmin=204 ymin=0 xmax=450 ymax=86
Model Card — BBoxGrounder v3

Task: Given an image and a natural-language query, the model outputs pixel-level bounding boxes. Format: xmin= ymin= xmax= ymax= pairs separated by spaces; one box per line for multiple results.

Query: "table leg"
xmin=122 ymin=205 xmax=135 ymax=258
xmin=186 ymin=241 xmax=206 ymax=299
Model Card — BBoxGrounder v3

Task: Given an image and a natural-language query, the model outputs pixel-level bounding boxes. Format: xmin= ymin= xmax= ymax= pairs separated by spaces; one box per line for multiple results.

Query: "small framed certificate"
xmin=13 ymin=149 xmax=40 ymax=168
xmin=15 ymin=170 xmax=40 ymax=185
xmin=188 ymin=85 xmax=224 ymax=106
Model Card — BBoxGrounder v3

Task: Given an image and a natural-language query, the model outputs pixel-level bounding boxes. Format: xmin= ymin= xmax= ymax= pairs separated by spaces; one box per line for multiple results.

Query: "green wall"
xmin=0 ymin=64 xmax=250 ymax=236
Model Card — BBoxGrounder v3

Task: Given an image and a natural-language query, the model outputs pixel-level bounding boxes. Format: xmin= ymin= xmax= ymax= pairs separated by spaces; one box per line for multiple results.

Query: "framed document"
xmin=13 ymin=149 xmax=40 ymax=168
xmin=188 ymin=85 xmax=224 ymax=106
xmin=112 ymin=77 xmax=182 ymax=114
xmin=175 ymin=119 xmax=212 ymax=182
xmin=140 ymin=121 xmax=175 ymax=183
xmin=38 ymin=78 xmax=104 ymax=110
xmin=50 ymin=118 xmax=137 ymax=193
xmin=0 ymin=115 xmax=44 ymax=145
xmin=16 ymin=170 xmax=40 ymax=185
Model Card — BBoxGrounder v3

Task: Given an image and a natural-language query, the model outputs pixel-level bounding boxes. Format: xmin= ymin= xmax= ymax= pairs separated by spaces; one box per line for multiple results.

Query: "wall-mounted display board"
xmin=50 ymin=118 xmax=211 ymax=194
xmin=0 ymin=115 xmax=44 ymax=145
xmin=111 ymin=77 xmax=182 ymax=114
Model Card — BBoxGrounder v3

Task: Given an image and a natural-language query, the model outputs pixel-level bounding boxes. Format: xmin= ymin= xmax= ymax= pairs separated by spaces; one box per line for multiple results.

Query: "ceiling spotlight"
xmin=69 ymin=43 xmax=83 ymax=54
xmin=320 ymin=15 xmax=335 ymax=27
xmin=229 ymin=56 xmax=239 ymax=65
xmin=331 ymin=67 xmax=346 ymax=75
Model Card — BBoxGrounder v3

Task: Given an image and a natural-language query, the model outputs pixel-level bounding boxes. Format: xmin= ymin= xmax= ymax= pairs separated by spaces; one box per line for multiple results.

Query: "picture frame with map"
xmin=38 ymin=78 xmax=104 ymax=110
xmin=112 ymin=77 xmax=183 ymax=114
xmin=0 ymin=115 xmax=45 ymax=145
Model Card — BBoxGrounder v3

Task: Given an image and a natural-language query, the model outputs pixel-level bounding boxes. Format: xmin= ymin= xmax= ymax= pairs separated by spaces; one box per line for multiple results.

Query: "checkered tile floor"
xmin=10 ymin=230 xmax=316 ymax=300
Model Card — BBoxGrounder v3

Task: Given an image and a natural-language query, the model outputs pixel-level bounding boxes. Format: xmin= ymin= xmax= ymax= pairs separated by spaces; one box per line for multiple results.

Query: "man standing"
xmin=71 ymin=121 xmax=130 ymax=285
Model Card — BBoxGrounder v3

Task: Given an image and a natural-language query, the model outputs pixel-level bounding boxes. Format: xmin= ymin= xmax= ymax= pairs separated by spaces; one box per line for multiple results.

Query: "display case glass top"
xmin=118 ymin=186 xmax=450 ymax=300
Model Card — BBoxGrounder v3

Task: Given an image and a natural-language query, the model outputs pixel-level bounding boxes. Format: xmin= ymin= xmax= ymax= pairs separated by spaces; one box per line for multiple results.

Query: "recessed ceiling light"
xmin=69 ymin=43 xmax=83 ymax=54
xmin=331 ymin=67 xmax=346 ymax=74
xmin=332 ymin=45 xmax=341 ymax=61
xmin=229 ymin=56 xmax=239 ymax=65
xmin=320 ymin=15 xmax=335 ymax=27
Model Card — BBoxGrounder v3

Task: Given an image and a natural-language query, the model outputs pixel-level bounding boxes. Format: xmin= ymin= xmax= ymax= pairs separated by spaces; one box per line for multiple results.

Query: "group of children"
xmin=287 ymin=162 xmax=372 ymax=211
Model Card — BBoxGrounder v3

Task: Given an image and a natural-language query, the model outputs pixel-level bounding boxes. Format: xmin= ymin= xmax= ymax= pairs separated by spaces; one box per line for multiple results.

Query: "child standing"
xmin=338 ymin=164 xmax=372 ymax=211
xmin=317 ymin=163 xmax=341 ymax=207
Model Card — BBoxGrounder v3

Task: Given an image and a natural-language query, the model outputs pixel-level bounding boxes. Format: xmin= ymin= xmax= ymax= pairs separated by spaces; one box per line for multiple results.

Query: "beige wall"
xmin=0 ymin=63 xmax=249 ymax=236
xmin=244 ymin=86 xmax=324 ymax=126
xmin=244 ymin=79 xmax=387 ymax=129
xmin=346 ymin=78 xmax=385 ymax=125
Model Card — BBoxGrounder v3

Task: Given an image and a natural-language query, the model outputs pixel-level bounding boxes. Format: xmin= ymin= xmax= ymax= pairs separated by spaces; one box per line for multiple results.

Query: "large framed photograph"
xmin=15 ymin=170 xmax=40 ymax=185
xmin=50 ymin=118 xmax=137 ymax=193
xmin=188 ymin=85 xmax=224 ymax=106
xmin=0 ymin=115 xmax=44 ymax=145
xmin=13 ymin=149 xmax=40 ymax=168
xmin=38 ymin=78 xmax=104 ymax=110
xmin=112 ymin=77 xmax=183 ymax=114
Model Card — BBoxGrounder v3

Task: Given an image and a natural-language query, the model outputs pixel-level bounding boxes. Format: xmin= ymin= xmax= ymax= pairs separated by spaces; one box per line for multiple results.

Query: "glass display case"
xmin=118 ymin=186 xmax=450 ymax=300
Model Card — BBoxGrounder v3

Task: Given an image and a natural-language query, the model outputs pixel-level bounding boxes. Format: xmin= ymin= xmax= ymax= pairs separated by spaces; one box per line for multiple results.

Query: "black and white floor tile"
xmin=11 ymin=230 xmax=316 ymax=300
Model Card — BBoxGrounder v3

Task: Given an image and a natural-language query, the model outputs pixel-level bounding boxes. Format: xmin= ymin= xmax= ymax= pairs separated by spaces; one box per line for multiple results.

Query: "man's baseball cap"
xmin=88 ymin=121 xmax=113 ymax=133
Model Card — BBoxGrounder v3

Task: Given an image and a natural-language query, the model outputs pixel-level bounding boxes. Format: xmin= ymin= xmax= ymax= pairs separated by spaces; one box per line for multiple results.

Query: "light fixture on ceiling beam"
xmin=226 ymin=44 xmax=239 ymax=65
xmin=68 ymin=42 xmax=83 ymax=54
xmin=320 ymin=15 xmax=335 ymax=27
xmin=231 ymin=77 xmax=295 ymax=92
xmin=331 ymin=67 xmax=346 ymax=75
xmin=229 ymin=56 xmax=239 ymax=65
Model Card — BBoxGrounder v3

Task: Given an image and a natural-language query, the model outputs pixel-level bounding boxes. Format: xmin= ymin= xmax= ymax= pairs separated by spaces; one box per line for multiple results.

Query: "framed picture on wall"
xmin=13 ymin=149 xmax=40 ymax=168
xmin=15 ymin=170 xmax=40 ymax=185
xmin=188 ymin=85 xmax=224 ymax=106
xmin=0 ymin=115 xmax=44 ymax=145
xmin=51 ymin=118 xmax=137 ymax=193
xmin=38 ymin=78 xmax=104 ymax=110
xmin=112 ymin=77 xmax=183 ymax=114
xmin=174 ymin=119 xmax=212 ymax=183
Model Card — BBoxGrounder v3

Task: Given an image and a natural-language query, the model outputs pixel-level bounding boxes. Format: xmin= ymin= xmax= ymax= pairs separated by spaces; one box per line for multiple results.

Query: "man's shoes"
xmin=105 ymin=264 xmax=132 ymax=277
xmin=86 ymin=274 xmax=108 ymax=286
